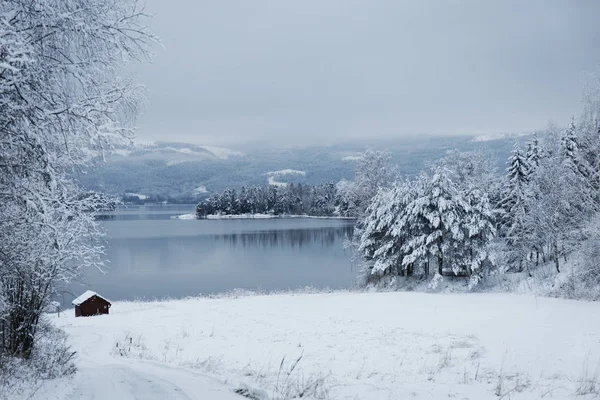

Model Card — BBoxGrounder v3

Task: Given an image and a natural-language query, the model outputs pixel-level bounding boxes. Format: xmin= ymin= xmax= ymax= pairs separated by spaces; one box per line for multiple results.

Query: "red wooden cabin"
xmin=72 ymin=290 xmax=111 ymax=317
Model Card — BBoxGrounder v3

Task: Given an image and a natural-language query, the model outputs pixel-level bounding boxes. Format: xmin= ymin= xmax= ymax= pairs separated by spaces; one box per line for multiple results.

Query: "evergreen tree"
xmin=499 ymin=145 xmax=530 ymax=236
xmin=526 ymin=134 xmax=542 ymax=169
xmin=402 ymin=168 xmax=467 ymax=277
xmin=461 ymin=189 xmax=496 ymax=284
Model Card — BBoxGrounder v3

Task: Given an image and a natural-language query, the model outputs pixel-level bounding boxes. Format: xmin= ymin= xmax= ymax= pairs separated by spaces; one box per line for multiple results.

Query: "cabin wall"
xmin=76 ymin=296 xmax=110 ymax=317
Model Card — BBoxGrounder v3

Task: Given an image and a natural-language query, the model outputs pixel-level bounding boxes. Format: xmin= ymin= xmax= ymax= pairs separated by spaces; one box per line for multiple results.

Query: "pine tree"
xmin=526 ymin=134 xmax=542 ymax=169
xmin=239 ymin=187 xmax=251 ymax=214
xmin=499 ymin=145 xmax=530 ymax=236
xmin=461 ymin=189 xmax=496 ymax=283
xmin=560 ymin=119 xmax=595 ymax=186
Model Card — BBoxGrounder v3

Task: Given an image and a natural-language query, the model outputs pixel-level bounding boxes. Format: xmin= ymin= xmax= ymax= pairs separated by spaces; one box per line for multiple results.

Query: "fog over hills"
xmin=76 ymin=134 xmax=535 ymax=203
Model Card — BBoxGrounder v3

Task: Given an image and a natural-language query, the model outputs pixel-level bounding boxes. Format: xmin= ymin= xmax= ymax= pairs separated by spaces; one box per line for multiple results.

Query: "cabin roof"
xmin=72 ymin=290 xmax=110 ymax=306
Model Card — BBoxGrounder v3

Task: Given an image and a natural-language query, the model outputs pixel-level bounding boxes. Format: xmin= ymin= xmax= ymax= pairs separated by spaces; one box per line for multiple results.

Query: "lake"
xmin=63 ymin=205 xmax=356 ymax=306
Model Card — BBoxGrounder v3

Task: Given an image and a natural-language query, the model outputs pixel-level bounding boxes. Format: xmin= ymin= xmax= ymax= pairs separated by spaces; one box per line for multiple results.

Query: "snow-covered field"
xmin=50 ymin=291 xmax=600 ymax=399
xmin=265 ymin=169 xmax=306 ymax=187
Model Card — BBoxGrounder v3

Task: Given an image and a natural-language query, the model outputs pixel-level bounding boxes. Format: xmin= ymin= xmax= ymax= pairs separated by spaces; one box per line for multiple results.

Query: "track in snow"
xmin=62 ymin=325 xmax=241 ymax=400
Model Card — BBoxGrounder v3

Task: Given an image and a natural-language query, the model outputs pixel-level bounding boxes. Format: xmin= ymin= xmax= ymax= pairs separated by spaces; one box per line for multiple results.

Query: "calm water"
xmin=63 ymin=205 xmax=355 ymax=305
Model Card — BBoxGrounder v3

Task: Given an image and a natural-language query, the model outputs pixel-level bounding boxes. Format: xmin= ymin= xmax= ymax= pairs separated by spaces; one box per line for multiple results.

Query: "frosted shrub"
xmin=0 ymin=322 xmax=75 ymax=398
xmin=30 ymin=323 xmax=77 ymax=379
xmin=428 ymin=273 xmax=444 ymax=290
xmin=547 ymin=217 xmax=600 ymax=301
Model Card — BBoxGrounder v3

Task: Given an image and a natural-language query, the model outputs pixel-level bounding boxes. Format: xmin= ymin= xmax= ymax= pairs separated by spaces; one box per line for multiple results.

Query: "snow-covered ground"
xmin=33 ymin=315 xmax=242 ymax=400
xmin=265 ymin=169 xmax=306 ymax=187
xmin=199 ymin=145 xmax=243 ymax=159
xmin=50 ymin=291 xmax=600 ymax=400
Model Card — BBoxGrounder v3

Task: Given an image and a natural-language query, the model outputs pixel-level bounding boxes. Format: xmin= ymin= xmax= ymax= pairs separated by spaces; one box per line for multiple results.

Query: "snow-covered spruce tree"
xmin=561 ymin=118 xmax=594 ymax=182
xmin=356 ymin=164 xmax=497 ymax=288
xmin=460 ymin=189 xmax=496 ymax=287
xmin=357 ymin=181 xmax=416 ymax=281
xmin=526 ymin=134 xmax=542 ymax=170
xmin=0 ymin=0 xmax=154 ymax=358
xmin=498 ymin=145 xmax=533 ymax=271
xmin=401 ymin=167 xmax=468 ymax=278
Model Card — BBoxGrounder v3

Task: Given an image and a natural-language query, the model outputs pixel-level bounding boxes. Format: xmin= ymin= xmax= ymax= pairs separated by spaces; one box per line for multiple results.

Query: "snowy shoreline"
xmin=172 ymin=213 xmax=355 ymax=221
xmin=50 ymin=290 xmax=600 ymax=400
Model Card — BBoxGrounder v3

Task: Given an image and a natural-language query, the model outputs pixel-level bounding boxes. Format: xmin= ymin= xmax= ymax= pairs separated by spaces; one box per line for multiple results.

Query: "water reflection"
xmin=65 ymin=216 xmax=356 ymax=306
xmin=214 ymin=227 xmax=353 ymax=249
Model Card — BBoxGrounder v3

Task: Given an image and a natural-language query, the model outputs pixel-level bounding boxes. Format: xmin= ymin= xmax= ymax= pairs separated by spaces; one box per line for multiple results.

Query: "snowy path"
xmin=60 ymin=326 xmax=240 ymax=400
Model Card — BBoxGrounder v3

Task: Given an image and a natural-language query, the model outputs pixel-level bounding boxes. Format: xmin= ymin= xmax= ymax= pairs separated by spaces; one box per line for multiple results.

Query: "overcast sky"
xmin=132 ymin=0 xmax=600 ymax=146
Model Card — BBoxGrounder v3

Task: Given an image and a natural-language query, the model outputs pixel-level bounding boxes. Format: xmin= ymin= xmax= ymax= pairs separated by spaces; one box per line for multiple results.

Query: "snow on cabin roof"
xmin=72 ymin=290 xmax=110 ymax=306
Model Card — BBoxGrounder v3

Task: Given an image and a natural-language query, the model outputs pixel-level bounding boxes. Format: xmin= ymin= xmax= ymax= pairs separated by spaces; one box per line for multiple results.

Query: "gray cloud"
xmin=133 ymin=0 xmax=600 ymax=146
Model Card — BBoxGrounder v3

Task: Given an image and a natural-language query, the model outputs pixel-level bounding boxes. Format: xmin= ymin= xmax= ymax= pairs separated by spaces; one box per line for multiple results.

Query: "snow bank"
xmin=56 ymin=291 xmax=600 ymax=399
xmin=172 ymin=213 xmax=197 ymax=220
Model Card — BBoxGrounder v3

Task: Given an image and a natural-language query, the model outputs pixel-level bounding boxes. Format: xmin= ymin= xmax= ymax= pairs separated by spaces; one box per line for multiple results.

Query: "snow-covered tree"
xmin=357 ymin=181 xmax=416 ymax=278
xmin=561 ymin=119 xmax=591 ymax=178
xmin=460 ymin=189 xmax=496 ymax=285
xmin=351 ymin=148 xmax=397 ymax=216
xmin=334 ymin=180 xmax=360 ymax=217
xmin=356 ymin=163 xmax=497 ymax=287
xmin=498 ymin=145 xmax=531 ymax=242
xmin=0 ymin=0 xmax=154 ymax=358
xmin=523 ymin=130 xmax=598 ymax=273
xmin=526 ymin=134 xmax=543 ymax=170
xmin=401 ymin=167 xmax=469 ymax=277
xmin=437 ymin=150 xmax=499 ymax=194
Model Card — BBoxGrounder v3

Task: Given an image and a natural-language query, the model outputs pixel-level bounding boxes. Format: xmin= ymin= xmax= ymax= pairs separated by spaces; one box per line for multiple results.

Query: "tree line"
xmin=196 ymin=183 xmax=340 ymax=217
xmin=195 ymin=149 xmax=397 ymax=219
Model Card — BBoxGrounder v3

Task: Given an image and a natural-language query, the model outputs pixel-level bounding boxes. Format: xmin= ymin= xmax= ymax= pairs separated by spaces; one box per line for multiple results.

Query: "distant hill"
xmin=75 ymin=134 xmax=536 ymax=203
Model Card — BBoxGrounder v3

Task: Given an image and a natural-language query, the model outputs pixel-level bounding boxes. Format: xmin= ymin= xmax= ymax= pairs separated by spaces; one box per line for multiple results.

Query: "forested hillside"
xmin=76 ymin=135 xmax=524 ymax=203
